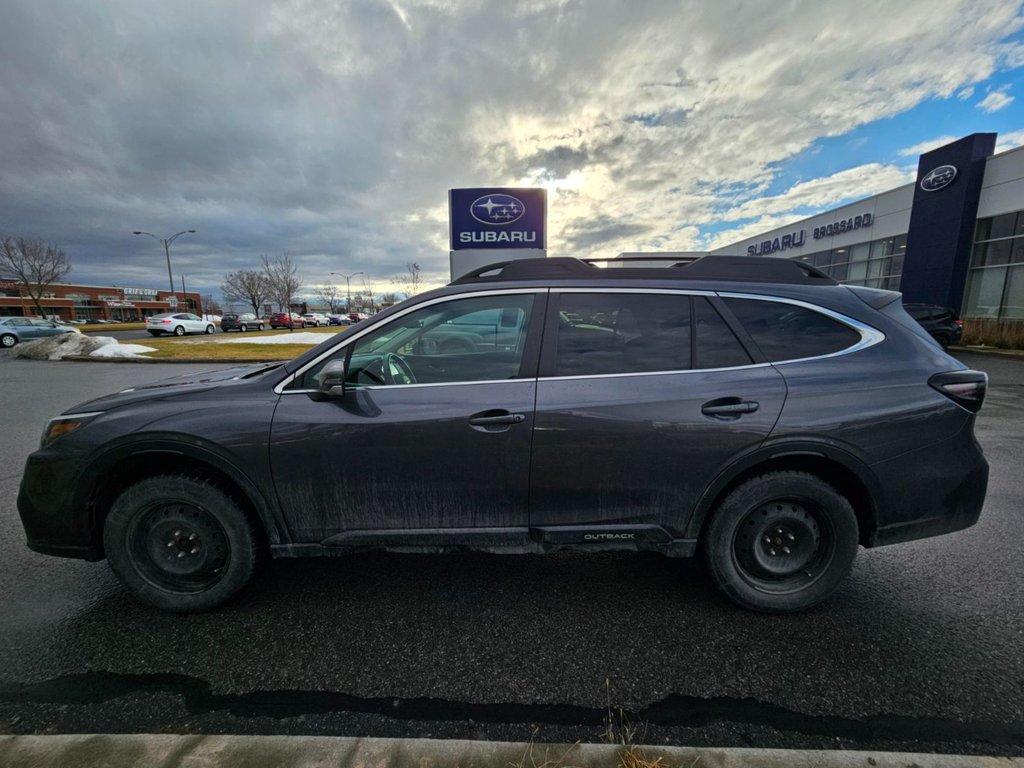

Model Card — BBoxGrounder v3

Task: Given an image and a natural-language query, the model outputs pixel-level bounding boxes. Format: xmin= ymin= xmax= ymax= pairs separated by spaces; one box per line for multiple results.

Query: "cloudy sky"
xmin=1 ymin=0 xmax=1023 ymax=299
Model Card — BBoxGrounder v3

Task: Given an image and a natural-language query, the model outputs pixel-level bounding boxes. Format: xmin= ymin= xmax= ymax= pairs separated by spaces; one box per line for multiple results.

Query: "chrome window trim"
xmin=537 ymin=362 xmax=773 ymax=382
xmin=283 ymin=378 xmax=536 ymax=395
xmin=274 ymin=288 xmax=543 ymax=394
xmin=717 ymin=291 xmax=885 ymax=364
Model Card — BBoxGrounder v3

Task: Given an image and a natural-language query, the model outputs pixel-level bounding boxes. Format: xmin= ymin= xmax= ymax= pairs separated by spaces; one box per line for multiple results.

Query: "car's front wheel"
xmin=704 ymin=471 xmax=858 ymax=613
xmin=103 ymin=475 xmax=260 ymax=612
xmin=205 ymin=325 xmax=215 ymax=335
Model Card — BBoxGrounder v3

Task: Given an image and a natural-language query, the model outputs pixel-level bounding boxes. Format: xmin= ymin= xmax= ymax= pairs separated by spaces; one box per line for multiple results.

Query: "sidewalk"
xmin=0 ymin=734 xmax=1020 ymax=768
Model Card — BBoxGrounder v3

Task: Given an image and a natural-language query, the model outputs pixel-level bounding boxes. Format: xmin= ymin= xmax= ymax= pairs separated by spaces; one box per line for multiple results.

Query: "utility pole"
xmin=330 ymin=271 xmax=363 ymax=314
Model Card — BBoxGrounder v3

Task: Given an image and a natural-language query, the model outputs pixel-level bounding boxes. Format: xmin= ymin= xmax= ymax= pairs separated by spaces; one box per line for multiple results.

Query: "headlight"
xmin=41 ymin=412 xmax=102 ymax=448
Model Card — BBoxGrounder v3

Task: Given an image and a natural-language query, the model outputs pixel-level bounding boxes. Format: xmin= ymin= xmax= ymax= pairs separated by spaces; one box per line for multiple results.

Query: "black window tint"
xmin=724 ymin=298 xmax=861 ymax=361
xmin=553 ymin=293 xmax=690 ymax=376
xmin=693 ymin=298 xmax=752 ymax=369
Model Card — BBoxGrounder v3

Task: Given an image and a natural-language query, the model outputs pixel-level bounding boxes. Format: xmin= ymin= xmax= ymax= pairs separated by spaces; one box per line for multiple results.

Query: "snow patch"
xmin=216 ymin=331 xmax=335 ymax=345
xmin=90 ymin=342 xmax=157 ymax=358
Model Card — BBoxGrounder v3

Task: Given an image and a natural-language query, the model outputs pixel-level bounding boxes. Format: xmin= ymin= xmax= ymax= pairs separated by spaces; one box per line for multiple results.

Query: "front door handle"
xmin=701 ymin=398 xmax=760 ymax=417
xmin=469 ymin=410 xmax=526 ymax=426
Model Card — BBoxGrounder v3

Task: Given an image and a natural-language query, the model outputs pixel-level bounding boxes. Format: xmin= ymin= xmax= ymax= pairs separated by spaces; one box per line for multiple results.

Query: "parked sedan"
xmin=220 ymin=313 xmax=265 ymax=332
xmin=0 ymin=317 xmax=80 ymax=348
xmin=327 ymin=314 xmax=351 ymax=326
xmin=146 ymin=313 xmax=216 ymax=337
xmin=269 ymin=312 xmax=306 ymax=329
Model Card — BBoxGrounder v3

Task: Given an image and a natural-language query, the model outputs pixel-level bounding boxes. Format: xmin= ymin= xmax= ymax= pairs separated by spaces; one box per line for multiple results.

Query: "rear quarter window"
xmin=723 ymin=298 xmax=862 ymax=362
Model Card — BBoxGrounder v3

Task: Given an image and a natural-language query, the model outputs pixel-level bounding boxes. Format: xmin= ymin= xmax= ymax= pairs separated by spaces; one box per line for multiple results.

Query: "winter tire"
xmin=103 ymin=475 xmax=260 ymax=612
xmin=704 ymin=471 xmax=858 ymax=613
xmin=174 ymin=325 xmax=186 ymax=337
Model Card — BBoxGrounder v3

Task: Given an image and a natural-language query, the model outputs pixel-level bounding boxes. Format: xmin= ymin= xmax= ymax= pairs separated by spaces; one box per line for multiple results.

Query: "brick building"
xmin=0 ymin=278 xmax=203 ymax=322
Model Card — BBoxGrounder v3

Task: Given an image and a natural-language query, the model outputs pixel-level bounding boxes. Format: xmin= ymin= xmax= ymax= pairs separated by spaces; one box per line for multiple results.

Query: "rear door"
xmin=528 ymin=289 xmax=787 ymax=543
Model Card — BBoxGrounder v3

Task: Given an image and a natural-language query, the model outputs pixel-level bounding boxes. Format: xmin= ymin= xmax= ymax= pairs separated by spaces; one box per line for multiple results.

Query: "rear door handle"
xmin=701 ymin=399 xmax=759 ymax=417
xmin=469 ymin=410 xmax=526 ymax=427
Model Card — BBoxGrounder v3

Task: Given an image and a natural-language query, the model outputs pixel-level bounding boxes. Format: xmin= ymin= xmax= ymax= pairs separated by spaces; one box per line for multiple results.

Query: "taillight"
xmin=929 ymin=370 xmax=987 ymax=413
xmin=955 ymin=319 xmax=963 ymax=327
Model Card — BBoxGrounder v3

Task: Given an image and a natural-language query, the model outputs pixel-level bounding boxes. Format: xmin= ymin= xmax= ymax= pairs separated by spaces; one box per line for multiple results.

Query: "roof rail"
xmin=450 ymin=255 xmax=837 ymax=285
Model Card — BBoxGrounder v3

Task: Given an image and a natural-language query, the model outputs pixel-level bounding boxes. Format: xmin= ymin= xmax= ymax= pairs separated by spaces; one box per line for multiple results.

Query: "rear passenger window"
xmin=723 ymin=298 xmax=862 ymax=361
xmin=694 ymin=298 xmax=752 ymax=369
xmin=553 ymin=293 xmax=690 ymax=376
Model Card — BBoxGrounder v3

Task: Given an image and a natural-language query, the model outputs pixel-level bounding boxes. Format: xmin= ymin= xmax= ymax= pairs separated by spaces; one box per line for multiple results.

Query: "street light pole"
xmin=132 ymin=229 xmax=196 ymax=293
xmin=330 ymin=271 xmax=363 ymax=314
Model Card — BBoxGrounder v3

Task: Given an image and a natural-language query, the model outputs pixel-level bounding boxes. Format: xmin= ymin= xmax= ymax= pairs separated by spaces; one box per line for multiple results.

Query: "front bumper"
xmin=17 ymin=449 xmax=103 ymax=561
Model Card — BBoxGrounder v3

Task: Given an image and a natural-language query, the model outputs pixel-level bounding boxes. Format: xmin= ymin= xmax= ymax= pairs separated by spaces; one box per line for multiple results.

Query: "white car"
xmin=146 ymin=312 xmax=217 ymax=337
xmin=301 ymin=313 xmax=328 ymax=327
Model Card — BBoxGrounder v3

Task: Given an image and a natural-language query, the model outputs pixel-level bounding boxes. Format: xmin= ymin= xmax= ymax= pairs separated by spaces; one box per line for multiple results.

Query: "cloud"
xmin=977 ymin=86 xmax=1015 ymax=112
xmin=995 ymin=129 xmax=1024 ymax=154
xmin=898 ymin=136 xmax=960 ymax=157
xmin=0 ymin=0 xmax=1022 ymax=298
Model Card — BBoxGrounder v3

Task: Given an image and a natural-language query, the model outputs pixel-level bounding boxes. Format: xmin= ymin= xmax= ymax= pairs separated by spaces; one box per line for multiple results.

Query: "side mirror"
xmin=318 ymin=359 xmax=348 ymax=398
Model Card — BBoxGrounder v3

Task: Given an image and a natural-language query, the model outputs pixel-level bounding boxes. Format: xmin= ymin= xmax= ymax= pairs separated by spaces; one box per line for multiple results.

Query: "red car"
xmin=269 ymin=312 xmax=306 ymax=329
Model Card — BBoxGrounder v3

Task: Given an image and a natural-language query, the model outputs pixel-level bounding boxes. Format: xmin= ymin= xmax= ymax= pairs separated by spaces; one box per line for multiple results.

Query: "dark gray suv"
xmin=18 ymin=256 xmax=989 ymax=613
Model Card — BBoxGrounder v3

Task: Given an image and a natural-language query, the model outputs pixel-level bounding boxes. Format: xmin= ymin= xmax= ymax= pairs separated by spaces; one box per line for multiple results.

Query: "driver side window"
xmin=297 ymin=293 xmax=535 ymax=389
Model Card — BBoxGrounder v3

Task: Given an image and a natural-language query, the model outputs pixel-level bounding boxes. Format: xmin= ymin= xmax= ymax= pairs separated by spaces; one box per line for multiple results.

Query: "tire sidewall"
xmin=174 ymin=325 xmax=185 ymax=336
xmin=103 ymin=476 xmax=258 ymax=612
xmin=704 ymin=472 xmax=859 ymax=613
xmin=2 ymin=333 xmax=18 ymax=347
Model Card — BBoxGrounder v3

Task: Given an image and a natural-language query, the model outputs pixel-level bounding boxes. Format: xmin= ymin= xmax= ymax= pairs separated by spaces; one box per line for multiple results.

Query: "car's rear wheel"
xmin=1 ymin=333 xmax=17 ymax=348
xmin=704 ymin=471 xmax=858 ymax=613
xmin=258 ymin=324 xmax=264 ymax=331
xmin=103 ymin=475 xmax=260 ymax=612
xmin=174 ymin=325 xmax=186 ymax=337
xmin=240 ymin=324 xmax=246 ymax=332
xmin=931 ymin=331 xmax=951 ymax=349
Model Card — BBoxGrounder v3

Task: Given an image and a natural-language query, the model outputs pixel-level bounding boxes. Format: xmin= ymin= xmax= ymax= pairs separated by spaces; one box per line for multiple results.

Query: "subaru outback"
xmin=18 ymin=256 xmax=989 ymax=613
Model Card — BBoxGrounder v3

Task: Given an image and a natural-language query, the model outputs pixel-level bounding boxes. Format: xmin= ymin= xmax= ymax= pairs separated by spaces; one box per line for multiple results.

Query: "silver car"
xmin=146 ymin=312 xmax=217 ymax=337
xmin=0 ymin=317 xmax=79 ymax=348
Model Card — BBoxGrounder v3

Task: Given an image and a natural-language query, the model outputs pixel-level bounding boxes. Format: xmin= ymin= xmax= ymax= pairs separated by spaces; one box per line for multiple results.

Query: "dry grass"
xmin=961 ymin=317 xmax=1024 ymax=348
xmin=79 ymin=322 xmax=146 ymax=332
xmin=507 ymin=734 xmax=580 ymax=768
xmin=139 ymin=338 xmax=318 ymax=361
xmin=602 ymin=680 xmax=690 ymax=768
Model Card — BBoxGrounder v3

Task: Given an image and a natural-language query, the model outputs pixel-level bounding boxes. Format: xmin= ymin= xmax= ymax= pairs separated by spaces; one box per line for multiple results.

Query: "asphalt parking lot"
xmin=0 ymin=351 xmax=1021 ymax=755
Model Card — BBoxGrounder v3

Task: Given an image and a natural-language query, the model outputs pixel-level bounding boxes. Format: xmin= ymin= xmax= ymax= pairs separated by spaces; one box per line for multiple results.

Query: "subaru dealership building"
xmin=709 ymin=133 xmax=1024 ymax=324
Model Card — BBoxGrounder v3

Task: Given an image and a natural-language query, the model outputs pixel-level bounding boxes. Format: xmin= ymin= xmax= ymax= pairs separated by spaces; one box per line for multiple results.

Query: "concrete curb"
xmin=0 ymin=735 xmax=1019 ymax=768
xmin=950 ymin=345 xmax=1024 ymax=359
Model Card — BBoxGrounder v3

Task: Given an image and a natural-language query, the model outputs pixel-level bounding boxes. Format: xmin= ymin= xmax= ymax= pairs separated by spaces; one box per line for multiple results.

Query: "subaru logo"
xmin=470 ymin=194 xmax=526 ymax=226
xmin=920 ymin=165 xmax=957 ymax=192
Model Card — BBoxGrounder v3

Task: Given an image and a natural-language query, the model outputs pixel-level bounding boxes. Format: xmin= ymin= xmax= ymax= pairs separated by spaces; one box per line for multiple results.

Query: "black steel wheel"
xmin=104 ymin=475 xmax=260 ymax=611
xmin=704 ymin=471 xmax=858 ymax=613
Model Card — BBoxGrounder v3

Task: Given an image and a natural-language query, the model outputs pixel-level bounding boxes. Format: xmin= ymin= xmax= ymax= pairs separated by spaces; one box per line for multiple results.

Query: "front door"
xmin=529 ymin=290 xmax=787 ymax=542
xmin=270 ymin=290 xmax=545 ymax=544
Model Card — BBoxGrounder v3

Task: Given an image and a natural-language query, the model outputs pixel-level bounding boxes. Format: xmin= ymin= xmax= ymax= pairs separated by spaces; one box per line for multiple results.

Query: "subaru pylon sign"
xmin=449 ymin=187 xmax=546 ymax=250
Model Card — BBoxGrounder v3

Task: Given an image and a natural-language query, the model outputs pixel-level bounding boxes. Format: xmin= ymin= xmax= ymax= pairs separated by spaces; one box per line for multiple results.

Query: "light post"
xmin=132 ymin=229 xmax=196 ymax=294
xmin=330 ymin=271 xmax=363 ymax=314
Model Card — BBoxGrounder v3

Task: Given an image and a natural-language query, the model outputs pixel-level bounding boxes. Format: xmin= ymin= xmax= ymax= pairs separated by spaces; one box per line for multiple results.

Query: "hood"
xmin=63 ymin=362 xmax=287 ymax=414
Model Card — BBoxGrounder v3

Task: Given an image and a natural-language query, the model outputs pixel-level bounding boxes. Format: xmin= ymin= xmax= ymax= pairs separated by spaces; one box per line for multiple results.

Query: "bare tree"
xmin=221 ymin=269 xmax=269 ymax=316
xmin=0 ymin=236 xmax=71 ymax=318
xmin=361 ymin=276 xmax=377 ymax=313
xmin=391 ymin=261 xmax=422 ymax=298
xmin=314 ymin=283 xmax=342 ymax=314
xmin=380 ymin=291 xmax=399 ymax=309
xmin=261 ymin=253 xmax=302 ymax=312
xmin=201 ymin=294 xmax=222 ymax=315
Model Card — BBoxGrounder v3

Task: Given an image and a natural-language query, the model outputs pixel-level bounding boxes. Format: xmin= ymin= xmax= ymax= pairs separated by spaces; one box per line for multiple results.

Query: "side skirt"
xmin=270 ymin=525 xmax=697 ymax=558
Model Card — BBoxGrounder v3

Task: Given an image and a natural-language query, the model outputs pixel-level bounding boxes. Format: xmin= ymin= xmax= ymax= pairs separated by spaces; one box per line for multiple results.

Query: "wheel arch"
xmin=686 ymin=444 xmax=881 ymax=548
xmin=77 ymin=440 xmax=285 ymax=558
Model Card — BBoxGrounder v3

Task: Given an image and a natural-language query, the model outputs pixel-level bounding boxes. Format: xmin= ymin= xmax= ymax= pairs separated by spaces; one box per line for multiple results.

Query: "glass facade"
xmin=789 ymin=234 xmax=906 ymax=290
xmin=963 ymin=211 xmax=1024 ymax=319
